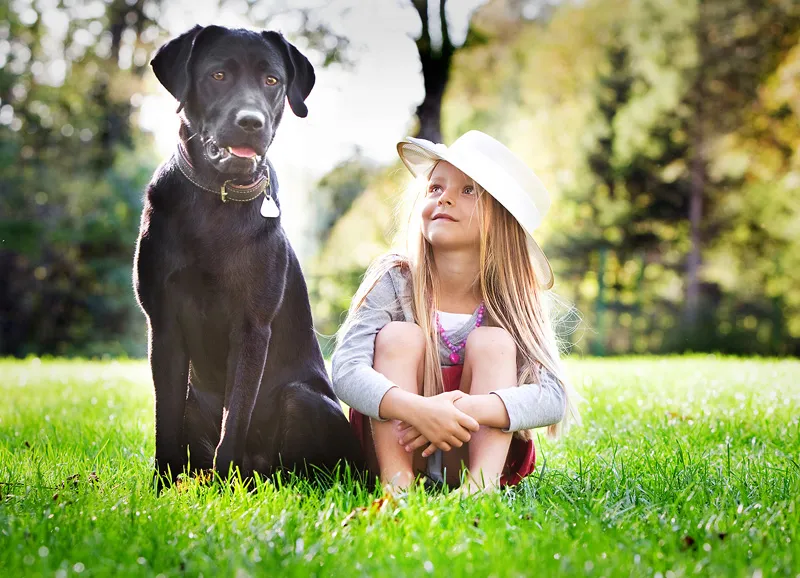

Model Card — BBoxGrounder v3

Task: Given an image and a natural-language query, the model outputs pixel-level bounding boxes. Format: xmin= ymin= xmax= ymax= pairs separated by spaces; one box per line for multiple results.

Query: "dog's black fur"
xmin=133 ymin=25 xmax=363 ymax=487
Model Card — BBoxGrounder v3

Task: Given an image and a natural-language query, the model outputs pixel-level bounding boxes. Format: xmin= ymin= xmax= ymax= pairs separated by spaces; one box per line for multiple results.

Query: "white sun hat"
xmin=397 ymin=130 xmax=555 ymax=290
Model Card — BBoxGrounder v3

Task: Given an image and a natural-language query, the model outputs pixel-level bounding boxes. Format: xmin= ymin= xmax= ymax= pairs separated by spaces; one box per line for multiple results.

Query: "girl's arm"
xmin=397 ymin=369 xmax=566 ymax=451
xmin=381 ymin=387 xmax=479 ymax=454
xmin=484 ymin=368 xmax=567 ymax=432
xmin=333 ymin=268 xmax=479 ymax=454
xmin=331 ymin=270 xmax=403 ymax=420
xmin=453 ymin=394 xmax=511 ymax=429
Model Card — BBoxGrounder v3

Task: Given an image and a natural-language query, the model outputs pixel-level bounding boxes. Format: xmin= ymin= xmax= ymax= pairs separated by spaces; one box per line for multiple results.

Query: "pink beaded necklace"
xmin=436 ymin=302 xmax=486 ymax=364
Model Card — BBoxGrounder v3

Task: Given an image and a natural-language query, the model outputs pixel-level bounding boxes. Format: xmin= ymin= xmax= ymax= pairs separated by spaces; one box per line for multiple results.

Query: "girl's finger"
xmin=421 ymin=443 xmax=437 ymax=458
xmin=404 ymin=435 xmax=427 ymax=453
xmin=435 ymin=441 xmax=452 ymax=453
xmin=453 ymin=428 xmax=472 ymax=444
xmin=458 ymin=413 xmax=481 ymax=432
xmin=396 ymin=425 xmax=413 ymax=440
xmin=402 ymin=433 xmax=425 ymax=450
xmin=397 ymin=424 xmax=416 ymax=436
xmin=400 ymin=428 xmax=420 ymax=445
xmin=448 ymin=435 xmax=464 ymax=448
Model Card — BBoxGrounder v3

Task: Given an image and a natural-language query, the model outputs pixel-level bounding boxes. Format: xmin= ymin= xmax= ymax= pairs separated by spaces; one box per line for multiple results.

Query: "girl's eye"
xmin=265 ymin=76 xmax=278 ymax=86
xmin=463 ymin=186 xmax=475 ymax=196
xmin=212 ymin=71 xmax=225 ymax=81
xmin=427 ymin=184 xmax=442 ymax=196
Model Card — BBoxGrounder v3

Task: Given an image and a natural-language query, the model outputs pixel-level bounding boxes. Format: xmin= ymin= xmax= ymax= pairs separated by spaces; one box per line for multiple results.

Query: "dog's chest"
xmin=169 ymin=227 xmax=278 ymax=324
xmin=171 ymin=264 xmax=231 ymax=318
xmin=178 ymin=205 xmax=275 ymax=284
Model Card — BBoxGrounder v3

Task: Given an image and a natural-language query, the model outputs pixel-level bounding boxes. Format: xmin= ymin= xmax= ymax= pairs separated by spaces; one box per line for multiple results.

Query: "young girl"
xmin=332 ymin=130 xmax=580 ymax=493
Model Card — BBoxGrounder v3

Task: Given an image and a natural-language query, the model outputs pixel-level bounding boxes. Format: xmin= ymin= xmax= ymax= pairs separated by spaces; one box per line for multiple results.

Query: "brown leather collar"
xmin=174 ymin=142 xmax=270 ymax=203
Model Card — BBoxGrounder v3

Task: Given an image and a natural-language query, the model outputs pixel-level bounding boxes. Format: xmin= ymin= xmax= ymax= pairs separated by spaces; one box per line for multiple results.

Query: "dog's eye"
xmin=212 ymin=71 xmax=225 ymax=81
xmin=265 ymin=76 xmax=278 ymax=86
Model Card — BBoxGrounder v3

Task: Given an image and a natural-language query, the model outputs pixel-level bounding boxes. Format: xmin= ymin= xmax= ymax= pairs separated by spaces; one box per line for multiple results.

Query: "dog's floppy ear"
xmin=151 ymin=25 xmax=225 ymax=113
xmin=262 ymin=31 xmax=316 ymax=118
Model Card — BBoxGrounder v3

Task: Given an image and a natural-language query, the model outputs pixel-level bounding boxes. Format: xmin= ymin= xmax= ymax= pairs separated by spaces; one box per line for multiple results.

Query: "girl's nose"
xmin=437 ymin=189 xmax=455 ymax=206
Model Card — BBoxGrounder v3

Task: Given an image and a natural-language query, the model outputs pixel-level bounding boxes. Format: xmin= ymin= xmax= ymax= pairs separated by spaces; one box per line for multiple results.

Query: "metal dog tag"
xmin=260 ymin=194 xmax=280 ymax=218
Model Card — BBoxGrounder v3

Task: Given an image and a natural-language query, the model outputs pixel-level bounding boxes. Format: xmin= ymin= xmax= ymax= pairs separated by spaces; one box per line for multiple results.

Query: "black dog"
xmin=133 ymin=25 xmax=363 ymax=487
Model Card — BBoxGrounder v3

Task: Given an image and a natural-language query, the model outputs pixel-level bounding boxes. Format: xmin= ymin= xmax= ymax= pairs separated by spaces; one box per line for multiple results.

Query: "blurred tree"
xmin=673 ymin=0 xmax=800 ymax=328
xmin=310 ymin=151 xmax=381 ymax=244
xmin=408 ymin=0 xmax=531 ymax=142
xmin=0 ymin=0 xmax=162 ymax=356
xmin=410 ymin=0 xmax=454 ymax=142
xmin=0 ymin=0 xmax=374 ymax=357
xmin=313 ymin=0 xmax=800 ymax=357
xmin=4 ymin=0 xmax=799 ymax=357
xmin=306 ymin=0 xmax=513 ymax=342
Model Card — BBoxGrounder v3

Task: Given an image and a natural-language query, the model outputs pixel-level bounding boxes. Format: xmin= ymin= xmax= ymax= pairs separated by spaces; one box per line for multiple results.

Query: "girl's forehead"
xmin=429 ymin=161 xmax=470 ymax=183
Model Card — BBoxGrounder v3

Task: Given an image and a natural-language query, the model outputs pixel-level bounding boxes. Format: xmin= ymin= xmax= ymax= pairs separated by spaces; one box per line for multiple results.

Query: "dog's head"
xmin=151 ymin=25 xmax=315 ymax=176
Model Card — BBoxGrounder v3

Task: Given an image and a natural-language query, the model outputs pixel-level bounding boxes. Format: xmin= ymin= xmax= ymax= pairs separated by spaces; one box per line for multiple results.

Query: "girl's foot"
xmin=382 ymin=474 xmax=444 ymax=498
xmin=453 ymin=479 xmax=500 ymax=497
xmin=382 ymin=470 xmax=415 ymax=493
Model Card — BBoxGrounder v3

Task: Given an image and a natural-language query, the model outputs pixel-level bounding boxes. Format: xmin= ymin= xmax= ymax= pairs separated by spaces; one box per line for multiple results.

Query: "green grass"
xmin=1 ymin=357 xmax=798 ymax=577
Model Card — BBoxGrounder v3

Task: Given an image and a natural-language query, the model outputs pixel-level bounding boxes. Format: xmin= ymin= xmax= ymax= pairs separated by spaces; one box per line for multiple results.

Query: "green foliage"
xmin=314 ymin=0 xmax=800 ymax=356
xmin=310 ymin=152 xmax=381 ymax=245
xmin=0 ymin=1 xmax=359 ymax=358
xmin=1 ymin=358 xmax=799 ymax=575
xmin=0 ymin=1 xmax=163 ymax=357
xmin=307 ymin=164 xmax=410 ymax=354
xmin=2 ymin=0 xmax=799 ymax=357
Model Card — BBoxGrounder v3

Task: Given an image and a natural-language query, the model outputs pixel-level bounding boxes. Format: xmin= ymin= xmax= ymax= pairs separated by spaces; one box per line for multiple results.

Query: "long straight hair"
xmin=340 ymin=165 xmax=581 ymax=438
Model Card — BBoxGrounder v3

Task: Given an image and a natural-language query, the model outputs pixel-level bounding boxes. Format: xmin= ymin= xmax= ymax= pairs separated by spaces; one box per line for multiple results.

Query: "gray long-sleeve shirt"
xmin=331 ymin=265 xmax=566 ymax=432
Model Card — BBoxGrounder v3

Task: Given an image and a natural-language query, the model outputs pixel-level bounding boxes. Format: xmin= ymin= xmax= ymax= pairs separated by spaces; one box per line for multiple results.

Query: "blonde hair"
xmin=341 ymin=164 xmax=581 ymax=439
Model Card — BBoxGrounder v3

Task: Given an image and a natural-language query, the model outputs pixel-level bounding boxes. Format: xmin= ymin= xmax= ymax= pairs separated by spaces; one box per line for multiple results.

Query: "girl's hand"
xmin=395 ymin=422 xmax=425 ymax=453
xmin=402 ymin=392 xmax=480 ymax=457
xmin=395 ymin=394 xmax=481 ymax=451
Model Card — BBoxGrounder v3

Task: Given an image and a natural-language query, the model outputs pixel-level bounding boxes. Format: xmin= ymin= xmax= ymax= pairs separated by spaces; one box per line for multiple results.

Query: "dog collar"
xmin=174 ymin=142 xmax=271 ymax=203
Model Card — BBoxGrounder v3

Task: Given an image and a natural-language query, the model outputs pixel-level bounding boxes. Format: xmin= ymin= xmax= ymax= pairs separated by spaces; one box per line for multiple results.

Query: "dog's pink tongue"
xmin=229 ymin=146 xmax=257 ymax=158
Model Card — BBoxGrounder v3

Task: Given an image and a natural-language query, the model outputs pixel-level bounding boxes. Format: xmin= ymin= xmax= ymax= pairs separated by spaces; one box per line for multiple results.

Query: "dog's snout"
xmin=236 ymin=110 xmax=265 ymax=132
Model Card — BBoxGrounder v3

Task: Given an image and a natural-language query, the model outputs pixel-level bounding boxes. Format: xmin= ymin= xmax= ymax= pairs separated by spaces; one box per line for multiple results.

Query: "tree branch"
xmin=440 ymin=0 xmax=453 ymax=56
xmin=411 ymin=0 xmax=431 ymax=56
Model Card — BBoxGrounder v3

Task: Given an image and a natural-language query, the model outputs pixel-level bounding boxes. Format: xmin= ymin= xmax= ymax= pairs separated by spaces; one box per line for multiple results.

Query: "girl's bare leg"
xmin=371 ymin=321 xmax=426 ymax=488
xmin=449 ymin=326 xmax=517 ymax=493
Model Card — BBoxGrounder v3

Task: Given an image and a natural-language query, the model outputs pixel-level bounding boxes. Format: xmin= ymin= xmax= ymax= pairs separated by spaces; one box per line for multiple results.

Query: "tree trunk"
xmin=685 ymin=133 xmax=704 ymax=328
xmin=684 ymin=0 xmax=707 ymax=329
xmin=593 ymin=247 xmax=608 ymax=356
xmin=411 ymin=0 xmax=454 ymax=143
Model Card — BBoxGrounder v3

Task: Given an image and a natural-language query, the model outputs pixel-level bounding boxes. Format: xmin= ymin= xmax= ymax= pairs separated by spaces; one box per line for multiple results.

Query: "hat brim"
xmin=397 ymin=138 xmax=445 ymax=179
xmin=397 ymin=137 xmax=555 ymax=290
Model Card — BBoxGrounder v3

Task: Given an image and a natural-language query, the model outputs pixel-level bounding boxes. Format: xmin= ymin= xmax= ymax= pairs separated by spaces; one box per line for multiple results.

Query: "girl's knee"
xmin=375 ymin=321 xmax=426 ymax=360
xmin=465 ymin=326 xmax=516 ymax=360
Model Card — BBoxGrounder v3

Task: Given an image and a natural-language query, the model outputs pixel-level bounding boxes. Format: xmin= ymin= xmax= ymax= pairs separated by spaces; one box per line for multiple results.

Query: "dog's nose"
xmin=235 ymin=110 xmax=265 ymax=132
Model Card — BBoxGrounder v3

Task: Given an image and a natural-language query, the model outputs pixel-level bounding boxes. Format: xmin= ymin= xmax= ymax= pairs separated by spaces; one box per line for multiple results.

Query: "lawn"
xmin=1 ymin=357 xmax=798 ymax=577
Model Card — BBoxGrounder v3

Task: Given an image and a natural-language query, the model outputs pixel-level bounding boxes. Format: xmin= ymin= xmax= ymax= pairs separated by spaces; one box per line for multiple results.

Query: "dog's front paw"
xmin=212 ymin=455 xmax=238 ymax=481
xmin=153 ymin=456 xmax=186 ymax=493
xmin=213 ymin=447 xmax=253 ymax=482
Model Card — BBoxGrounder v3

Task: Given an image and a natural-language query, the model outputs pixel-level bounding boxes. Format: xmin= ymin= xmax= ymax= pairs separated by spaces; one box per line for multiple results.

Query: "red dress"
xmin=348 ymin=364 xmax=536 ymax=487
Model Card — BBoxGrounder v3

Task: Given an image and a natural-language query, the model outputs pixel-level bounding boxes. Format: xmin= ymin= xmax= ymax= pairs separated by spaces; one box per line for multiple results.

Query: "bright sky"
xmin=138 ymin=0 xmax=487 ymax=259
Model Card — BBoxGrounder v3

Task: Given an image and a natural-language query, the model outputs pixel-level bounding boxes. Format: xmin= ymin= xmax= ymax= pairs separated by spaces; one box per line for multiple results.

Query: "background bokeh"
xmin=2 ymin=0 xmax=799 ymax=359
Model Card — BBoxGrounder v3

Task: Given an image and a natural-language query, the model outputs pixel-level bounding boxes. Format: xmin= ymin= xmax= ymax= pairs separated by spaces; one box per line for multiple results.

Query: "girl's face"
xmin=420 ymin=161 xmax=482 ymax=251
